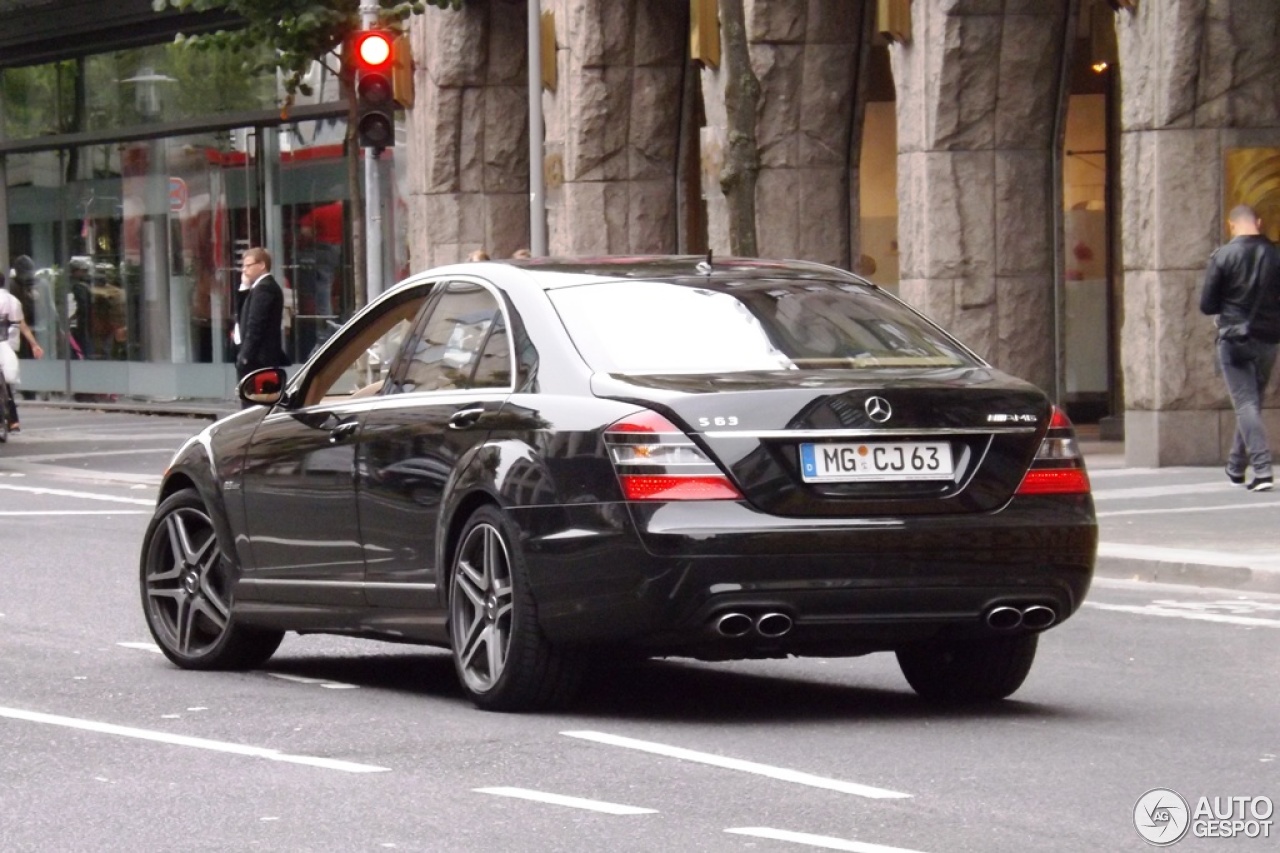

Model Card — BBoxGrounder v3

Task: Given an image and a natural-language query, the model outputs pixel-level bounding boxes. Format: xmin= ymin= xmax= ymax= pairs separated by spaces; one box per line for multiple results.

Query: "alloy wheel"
xmin=143 ymin=504 xmax=232 ymax=658
xmin=450 ymin=522 xmax=514 ymax=695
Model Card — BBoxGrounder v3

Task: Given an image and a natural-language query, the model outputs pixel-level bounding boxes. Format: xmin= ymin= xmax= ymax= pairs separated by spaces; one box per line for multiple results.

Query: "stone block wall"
xmin=406 ymin=1 xmax=530 ymax=268
xmin=890 ymin=1 xmax=1069 ymax=395
xmin=1117 ymin=0 xmax=1280 ymax=465
xmin=699 ymin=0 xmax=863 ymax=267
xmin=542 ymin=0 xmax=687 ymax=255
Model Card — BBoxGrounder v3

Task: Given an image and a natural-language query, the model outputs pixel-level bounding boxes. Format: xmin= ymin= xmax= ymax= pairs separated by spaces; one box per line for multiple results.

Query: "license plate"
xmin=799 ymin=441 xmax=954 ymax=482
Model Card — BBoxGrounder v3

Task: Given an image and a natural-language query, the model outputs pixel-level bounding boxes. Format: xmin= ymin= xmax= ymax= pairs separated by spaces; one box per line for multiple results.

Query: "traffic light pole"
xmin=360 ymin=3 xmax=385 ymax=301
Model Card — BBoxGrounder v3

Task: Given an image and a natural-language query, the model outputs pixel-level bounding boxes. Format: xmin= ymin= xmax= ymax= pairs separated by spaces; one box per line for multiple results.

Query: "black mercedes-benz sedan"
xmin=139 ymin=256 xmax=1096 ymax=712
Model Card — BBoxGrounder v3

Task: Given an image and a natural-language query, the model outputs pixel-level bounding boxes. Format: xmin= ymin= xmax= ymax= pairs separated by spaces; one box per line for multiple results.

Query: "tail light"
xmin=604 ymin=410 xmax=742 ymax=501
xmin=1015 ymin=406 xmax=1091 ymax=495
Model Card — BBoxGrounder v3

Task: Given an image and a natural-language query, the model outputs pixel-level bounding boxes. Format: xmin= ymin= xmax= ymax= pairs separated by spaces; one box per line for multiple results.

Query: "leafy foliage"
xmin=151 ymin=1 xmax=465 ymax=99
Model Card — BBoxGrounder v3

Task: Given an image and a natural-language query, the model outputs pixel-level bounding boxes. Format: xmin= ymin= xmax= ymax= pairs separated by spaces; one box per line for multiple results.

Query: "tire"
xmin=139 ymin=488 xmax=283 ymax=671
xmin=896 ymin=633 xmax=1038 ymax=704
xmin=448 ymin=504 xmax=582 ymax=712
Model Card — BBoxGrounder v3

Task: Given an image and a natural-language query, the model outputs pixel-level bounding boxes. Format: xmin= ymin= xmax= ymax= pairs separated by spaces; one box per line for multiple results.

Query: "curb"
xmin=1095 ymin=551 xmax=1280 ymax=595
xmin=25 ymin=399 xmax=230 ymax=421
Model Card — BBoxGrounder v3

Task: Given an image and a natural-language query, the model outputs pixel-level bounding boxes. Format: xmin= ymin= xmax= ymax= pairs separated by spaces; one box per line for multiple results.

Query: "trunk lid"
xmin=591 ymin=367 xmax=1050 ymax=516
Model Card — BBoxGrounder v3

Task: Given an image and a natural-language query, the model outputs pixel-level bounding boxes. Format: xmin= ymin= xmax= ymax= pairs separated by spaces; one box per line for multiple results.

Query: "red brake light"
xmin=604 ymin=411 xmax=742 ymax=501
xmin=1015 ymin=406 xmax=1091 ymax=496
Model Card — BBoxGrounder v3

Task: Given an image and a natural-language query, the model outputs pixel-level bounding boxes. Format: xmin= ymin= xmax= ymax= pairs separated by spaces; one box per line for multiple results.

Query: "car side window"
xmin=301 ymin=289 xmax=432 ymax=406
xmin=397 ymin=281 xmax=511 ymax=394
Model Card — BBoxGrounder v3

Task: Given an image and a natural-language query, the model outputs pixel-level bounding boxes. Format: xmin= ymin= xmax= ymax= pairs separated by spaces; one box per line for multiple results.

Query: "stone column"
xmin=890 ymin=1 xmax=1069 ymax=394
xmin=406 ymin=2 xmax=529 ymax=269
xmin=541 ymin=0 xmax=686 ymax=254
xmin=1117 ymin=0 xmax=1280 ymax=466
xmin=699 ymin=0 xmax=863 ymax=267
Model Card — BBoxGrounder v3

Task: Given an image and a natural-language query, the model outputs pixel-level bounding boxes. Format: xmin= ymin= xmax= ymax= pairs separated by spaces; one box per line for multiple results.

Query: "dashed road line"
xmin=0 ymin=483 xmax=155 ymax=506
xmin=117 ymin=642 xmax=163 ymax=653
xmin=0 ymin=510 xmax=149 ymax=516
xmin=0 ymin=705 xmax=389 ymax=773
xmin=267 ymin=673 xmax=360 ymax=690
xmin=1085 ymin=602 xmax=1280 ymax=628
xmin=474 ymin=787 xmax=656 ymax=815
xmin=726 ymin=827 xmax=929 ymax=852
xmin=561 ymin=731 xmax=910 ymax=799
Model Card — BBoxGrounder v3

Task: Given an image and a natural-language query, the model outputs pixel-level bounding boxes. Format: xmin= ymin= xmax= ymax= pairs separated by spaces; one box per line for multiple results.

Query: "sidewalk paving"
xmin=25 ymin=398 xmax=1280 ymax=595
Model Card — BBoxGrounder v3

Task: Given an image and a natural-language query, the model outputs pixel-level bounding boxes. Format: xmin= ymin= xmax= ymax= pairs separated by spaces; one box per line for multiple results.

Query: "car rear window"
xmin=547 ymin=279 xmax=979 ymax=374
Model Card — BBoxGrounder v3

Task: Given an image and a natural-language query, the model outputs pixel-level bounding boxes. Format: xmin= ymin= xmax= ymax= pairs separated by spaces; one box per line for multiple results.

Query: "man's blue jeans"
xmin=1220 ymin=338 xmax=1278 ymax=479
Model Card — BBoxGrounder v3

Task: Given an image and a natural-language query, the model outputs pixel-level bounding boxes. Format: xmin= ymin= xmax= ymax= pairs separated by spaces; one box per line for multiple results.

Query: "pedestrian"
xmin=467 ymin=249 xmax=490 ymax=262
xmin=0 ymin=270 xmax=45 ymax=431
xmin=1200 ymin=204 xmax=1280 ymax=492
xmin=511 ymin=248 xmax=532 ymax=259
xmin=233 ymin=248 xmax=290 ymax=392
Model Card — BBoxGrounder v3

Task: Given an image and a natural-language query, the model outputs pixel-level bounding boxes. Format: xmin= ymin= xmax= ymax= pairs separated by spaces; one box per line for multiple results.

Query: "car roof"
xmin=428 ymin=255 xmax=874 ymax=292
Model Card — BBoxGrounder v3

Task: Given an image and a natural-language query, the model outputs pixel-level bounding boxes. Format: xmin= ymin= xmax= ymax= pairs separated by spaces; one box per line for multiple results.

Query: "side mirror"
xmin=238 ymin=367 xmax=287 ymax=407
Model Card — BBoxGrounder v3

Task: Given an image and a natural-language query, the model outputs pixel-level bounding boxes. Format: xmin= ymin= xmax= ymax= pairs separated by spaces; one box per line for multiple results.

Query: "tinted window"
xmin=398 ymin=282 xmax=510 ymax=393
xmin=301 ymin=290 xmax=430 ymax=405
xmin=548 ymin=279 xmax=977 ymax=374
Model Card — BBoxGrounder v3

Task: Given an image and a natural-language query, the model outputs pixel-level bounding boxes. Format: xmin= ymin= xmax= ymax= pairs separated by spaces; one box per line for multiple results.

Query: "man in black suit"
xmin=234 ymin=247 xmax=290 ymax=383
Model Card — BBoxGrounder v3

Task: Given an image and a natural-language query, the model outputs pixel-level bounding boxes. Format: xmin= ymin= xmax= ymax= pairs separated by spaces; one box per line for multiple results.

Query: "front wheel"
xmin=140 ymin=488 xmax=283 ymax=670
xmin=448 ymin=504 xmax=581 ymax=712
xmin=896 ymin=633 xmax=1038 ymax=704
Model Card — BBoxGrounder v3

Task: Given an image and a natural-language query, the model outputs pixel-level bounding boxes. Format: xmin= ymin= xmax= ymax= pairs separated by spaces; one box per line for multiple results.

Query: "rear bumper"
xmin=512 ymin=496 xmax=1096 ymax=655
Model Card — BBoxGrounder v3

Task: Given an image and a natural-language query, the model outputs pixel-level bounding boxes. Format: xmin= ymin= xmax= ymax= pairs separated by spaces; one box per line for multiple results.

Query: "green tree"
xmin=152 ymin=0 xmax=467 ymax=306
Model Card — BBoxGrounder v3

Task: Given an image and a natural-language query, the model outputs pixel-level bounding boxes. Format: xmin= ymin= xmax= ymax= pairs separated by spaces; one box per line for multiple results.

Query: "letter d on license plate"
xmin=799 ymin=441 xmax=954 ymax=482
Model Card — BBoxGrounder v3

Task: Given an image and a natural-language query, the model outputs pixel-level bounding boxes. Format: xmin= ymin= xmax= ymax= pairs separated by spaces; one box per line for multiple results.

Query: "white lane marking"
xmin=0 ymin=484 xmax=155 ymax=506
xmin=725 ymin=827 xmax=929 ymax=852
xmin=1091 ymin=483 xmax=1247 ymax=500
xmin=267 ymin=673 xmax=359 ymax=690
xmin=1085 ymin=602 xmax=1280 ymax=628
xmin=474 ymin=787 xmax=656 ymax=815
xmin=0 ymin=705 xmax=389 ymax=773
xmin=1096 ymin=542 xmax=1280 ymax=570
xmin=0 ymin=510 xmax=149 ymax=516
xmin=117 ymin=642 xmax=163 ymax=653
xmin=561 ymin=731 xmax=910 ymax=799
xmin=1097 ymin=500 xmax=1280 ymax=518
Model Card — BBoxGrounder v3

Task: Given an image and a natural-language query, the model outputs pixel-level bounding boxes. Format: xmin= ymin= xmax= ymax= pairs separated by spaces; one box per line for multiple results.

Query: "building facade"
xmin=3 ymin=0 xmax=1278 ymax=467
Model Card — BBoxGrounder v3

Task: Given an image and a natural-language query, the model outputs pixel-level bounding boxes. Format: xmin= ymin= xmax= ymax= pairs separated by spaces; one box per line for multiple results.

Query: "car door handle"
xmin=448 ymin=408 xmax=485 ymax=430
xmin=328 ymin=420 xmax=360 ymax=444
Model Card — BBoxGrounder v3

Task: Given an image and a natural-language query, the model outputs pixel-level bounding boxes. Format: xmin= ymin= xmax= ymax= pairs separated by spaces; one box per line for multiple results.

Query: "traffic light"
xmin=354 ymin=29 xmax=396 ymax=149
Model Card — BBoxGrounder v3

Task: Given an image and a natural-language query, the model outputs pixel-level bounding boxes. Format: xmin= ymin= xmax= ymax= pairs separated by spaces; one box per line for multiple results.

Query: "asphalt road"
xmin=1 ymin=408 xmax=1277 ymax=852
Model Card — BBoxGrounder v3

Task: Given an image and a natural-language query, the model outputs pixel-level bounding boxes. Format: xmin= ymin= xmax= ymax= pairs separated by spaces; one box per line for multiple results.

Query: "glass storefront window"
xmin=2 ymin=41 xmax=277 ymax=141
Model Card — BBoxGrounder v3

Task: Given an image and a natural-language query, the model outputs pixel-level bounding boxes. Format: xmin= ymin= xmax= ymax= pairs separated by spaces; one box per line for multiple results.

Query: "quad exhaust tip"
xmin=984 ymin=604 xmax=1058 ymax=632
xmin=713 ymin=611 xmax=794 ymax=639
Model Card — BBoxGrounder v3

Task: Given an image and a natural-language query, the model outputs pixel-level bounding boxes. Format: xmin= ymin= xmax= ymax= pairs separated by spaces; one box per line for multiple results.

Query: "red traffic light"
xmin=355 ymin=30 xmax=393 ymax=69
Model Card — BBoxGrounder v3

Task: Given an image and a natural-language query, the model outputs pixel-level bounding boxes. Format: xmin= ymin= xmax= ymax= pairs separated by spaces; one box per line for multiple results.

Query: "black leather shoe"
xmin=1247 ymin=476 xmax=1273 ymax=492
xmin=1226 ymin=467 xmax=1246 ymax=486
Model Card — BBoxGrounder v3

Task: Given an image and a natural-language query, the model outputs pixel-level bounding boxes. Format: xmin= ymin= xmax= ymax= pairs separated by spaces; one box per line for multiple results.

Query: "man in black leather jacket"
xmin=1200 ymin=204 xmax=1280 ymax=491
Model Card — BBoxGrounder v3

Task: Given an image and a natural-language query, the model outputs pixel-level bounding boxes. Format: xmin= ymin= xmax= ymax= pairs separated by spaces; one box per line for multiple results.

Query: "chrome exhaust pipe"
xmin=985 ymin=605 xmax=1024 ymax=631
xmin=755 ymin=612 xmax=793 ymax=638
xmin=715 ymin=612 xmax=753 ymax=638
xmin=1020 ymin=604 xmax=1057 ymax=631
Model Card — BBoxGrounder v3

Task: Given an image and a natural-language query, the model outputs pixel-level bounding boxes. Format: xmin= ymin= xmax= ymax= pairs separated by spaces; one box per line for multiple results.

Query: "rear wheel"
xmin=140 ymin=488 xmax=283 ymax=670
xmin=896 ymin=633 xmax=1038 ymax=704
xmin=448 ymin=504 xmax=581 ymax=712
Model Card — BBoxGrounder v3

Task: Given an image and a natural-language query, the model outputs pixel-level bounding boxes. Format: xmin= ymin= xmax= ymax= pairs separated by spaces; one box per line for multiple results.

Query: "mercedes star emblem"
xmin=865 ymin=396 xmax=892 ymax=423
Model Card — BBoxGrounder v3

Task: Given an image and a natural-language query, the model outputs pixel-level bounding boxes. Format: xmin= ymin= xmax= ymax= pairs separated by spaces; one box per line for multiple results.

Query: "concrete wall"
xmin=1117 ymin=0 xmax=1280 ymax=466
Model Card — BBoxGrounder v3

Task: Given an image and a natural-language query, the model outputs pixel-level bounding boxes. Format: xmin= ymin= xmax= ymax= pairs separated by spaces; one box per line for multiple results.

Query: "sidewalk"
xmin=25 ymin=399 xmax=1280 ymax=595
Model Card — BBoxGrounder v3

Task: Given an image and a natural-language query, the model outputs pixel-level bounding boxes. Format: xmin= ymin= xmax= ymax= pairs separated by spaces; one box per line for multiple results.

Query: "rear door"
xmin=356 ymin=280 xmax=514 ymax=609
